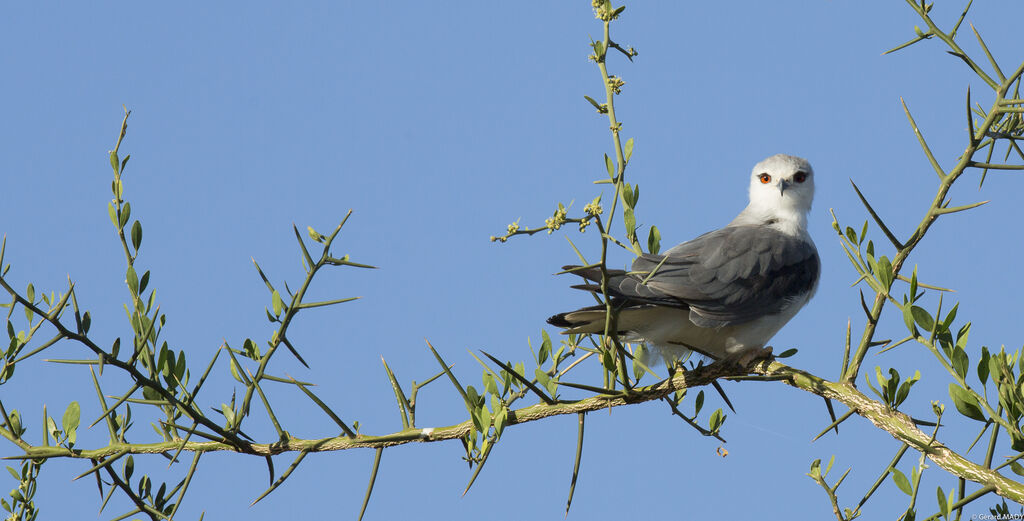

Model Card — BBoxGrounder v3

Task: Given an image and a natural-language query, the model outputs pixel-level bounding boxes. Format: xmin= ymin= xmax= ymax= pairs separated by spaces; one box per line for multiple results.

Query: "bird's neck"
xmin=731 ymin=203 xmax=808 ymax=237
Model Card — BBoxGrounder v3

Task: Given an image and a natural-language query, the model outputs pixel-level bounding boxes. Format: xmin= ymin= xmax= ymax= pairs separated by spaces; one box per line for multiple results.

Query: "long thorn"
xmin=901 ymin=98 xmax=946 ymax=179
xmin=428 ymin=341 xmax=472 ymax=405
xmin=812 ymin=409 xmax=856 ymax=442
xmin=967 ymin=87 xmax=978 ymax=146
xmin=850 ymin=180 xmax=903 ymax=249
xmin=481 ymin=351 xmax=555 ymax=405
xmin=970 ymin=23 xmax=1005 ymax=82
xmin=289 ymin=375 xmax=357 ymax=438
xmin=710 ymin=380 xmax=735 ymax=413
xmin=565 ymin=413 xmax=585 ymax=518
xmin=380 ymin=357 xmax=412 ymax=429
xmin=357 ymin=448 xmax=383 ymax=521
xmin=251 ymin=449 xmax=310 ymax=506
xmin=933 ymin=200 xmax=991 ymax=215
xmin=292 ymin=224 xmax=314 ymax=271
xmin=72 ymin=449 xmax=130 ymax=481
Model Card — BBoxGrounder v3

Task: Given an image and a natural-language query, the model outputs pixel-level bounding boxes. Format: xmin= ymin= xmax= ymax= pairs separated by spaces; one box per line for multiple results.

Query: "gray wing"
xmin=629 ymin=225 xmax=819 ymax=327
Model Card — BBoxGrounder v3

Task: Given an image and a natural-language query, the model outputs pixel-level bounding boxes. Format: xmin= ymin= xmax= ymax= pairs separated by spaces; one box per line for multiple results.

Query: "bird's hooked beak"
xmin=779 ymin=179 xmax=791 ymax=196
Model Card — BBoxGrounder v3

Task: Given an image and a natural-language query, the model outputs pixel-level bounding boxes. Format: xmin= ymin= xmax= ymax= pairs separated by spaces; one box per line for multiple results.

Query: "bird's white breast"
xmin=623 ymin=287 xmax=815 ymax=363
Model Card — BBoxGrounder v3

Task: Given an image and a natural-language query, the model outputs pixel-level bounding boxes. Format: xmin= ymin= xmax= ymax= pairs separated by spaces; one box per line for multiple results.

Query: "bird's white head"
xmin=748 ymin=154 xmax=814 ymax=212
xmin=737 ymin=154 xmax=815 ymax=234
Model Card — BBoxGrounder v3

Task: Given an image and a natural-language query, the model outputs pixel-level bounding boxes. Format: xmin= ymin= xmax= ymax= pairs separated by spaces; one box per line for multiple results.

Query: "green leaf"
xmin=942 ymin=303 xmax=959 ymax=331
xmin=621 ymin=183 xmax=634 ymax=208
xmin=1010 ymin=461 xmax=1024 ymax=477
xmin=708 ymin=408 xmax=725 ymax=432
xmin=693 ymin=390 xmax=704 ymax=415
xmin=479 ymin=406 xmax=492 ymax=434
xmin=229 ymin=358 xmax=244 ymax=383
xmin=483 ymin=371 xmax=497 ymax=396
xmin=62 ymin=401 xmax=80 ymax=445
xmin=466 ymin=385 xmax=481 ymax=410
xmin=864 ymin=371 xmax=883 ymax=401
xmin=139 ymin=270 xmax=150 ymax=295
xmin=894 ymin=381 xmax=913 ymax=408
xmin=271 ymin=290 xmax=284 ymax=316
xmin=604 ymin=154 xmax=615 ymax=178
xmin=539 ymin=330 xmax=551 ymax=366
xmin=978 ymin=346 xmax=991 ymax=386
xmin=131 ymin=220 xmax=143 ymax=252
xmin=891 ymin=467 xmax=913 ymax=495
xmin=139 ymin=474 xmax=152 ymax=498
xmin=221 ymin=404 xmax=236 ymax=428
xmin=885 ymin=368 xmax=900 ymax=402
xmin=902 ymin=303 xmax=918 ymax=336
xmin=46 ymin=415 xmax=58 ymax=440
xmin=7 ymin=411 xmax=21 ymax=437
xmin=951 ymin=346 xmax=969 ymax=380
xmin=126 ymin=266 xmax=139 ymax=295
xmin=243 ymin=338 xmax=259 ymax=359
xmin=534 ymin=369 xmax=551 ymax=393
xmin=23 ymin=284 xmax=34 ymax=323
xmin=808 ymin=458 xmax=822 ymax=478
xmin=845 ymin=226 xmax=857 ymax=245
xmin=875 ymin=366 xmax=890 ymax=394
xmin=600 ymin=349 xmax=615 ymax=372
xmin=119 ymin=202 xmax=131 ymax=229
xmin=307 ymin=226 xmax=325 ymax=243
xmin=157 ymin=344 xmax=171 ymax=377
xmin=937 ymin=486 xmax=949 ymax=518
xmin=647 ymin=225 xmax=661 ymax=255
xmin=909 ymin=266 xmax=919 ymax=302
xmin=776 ymin=348 xmax=798 ymax=359
xmin=956 ymin=322 xmax=971 ymax=350
xmin=948 ymin=383 xmax=986 ymax=421
xmin=583 ymin=95 xmax=604 ymax=113
xmin=493 ymin=406 xmax=507 ymax=439
xmin=877 ymin=255 xmax=893 ymax=288
xmin=624 ymin=138 xmax=634 ymax=162
xmin=632 ymin=344 xmax=646 ymax=381
xmin=110 ymin=150 xmax=120 ymax=174
xmin=911 ymin=306 xmax=934 ymax=332
xmin=623 ymin=208 xmax=636 ymax=239
xmin=174 ymin=351 xmax=186 ymax=381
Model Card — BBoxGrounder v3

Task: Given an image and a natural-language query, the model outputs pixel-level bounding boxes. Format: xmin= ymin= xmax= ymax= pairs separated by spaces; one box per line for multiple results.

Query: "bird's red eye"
xmin=794 ymin=172 xmax=807 ymax=183
xmin=758 ymin=173 xmax=771 ymax=184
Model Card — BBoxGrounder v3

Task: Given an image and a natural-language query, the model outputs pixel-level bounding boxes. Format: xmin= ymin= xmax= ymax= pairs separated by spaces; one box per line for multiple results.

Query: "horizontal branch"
xmin=755 ymin=363 xmax=1024 ymax=504
xmin=9 ymin=357 xmax=760 ymax=461
xmin=8 ymin=355 xmax=1024 ymax=504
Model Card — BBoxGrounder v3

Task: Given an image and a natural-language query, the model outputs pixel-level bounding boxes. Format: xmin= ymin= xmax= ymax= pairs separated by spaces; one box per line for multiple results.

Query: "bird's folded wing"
xmin=628 ymin=225 xmax=819 ymax=327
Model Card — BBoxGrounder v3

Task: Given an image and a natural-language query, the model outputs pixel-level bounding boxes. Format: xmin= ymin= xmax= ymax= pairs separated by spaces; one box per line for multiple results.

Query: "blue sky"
xmin=2 ymin=1 xmax=1024 ymax=519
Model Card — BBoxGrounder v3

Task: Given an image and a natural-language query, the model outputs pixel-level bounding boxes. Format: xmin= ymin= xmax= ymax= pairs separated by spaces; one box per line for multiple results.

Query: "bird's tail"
xmin=546 ymin=305 xmax=608 ymax=334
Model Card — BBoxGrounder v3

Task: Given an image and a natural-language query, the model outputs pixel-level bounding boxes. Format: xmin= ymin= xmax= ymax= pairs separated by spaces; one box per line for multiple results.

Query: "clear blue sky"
xmin=2 ymin=2 xmax=1024 ymax=519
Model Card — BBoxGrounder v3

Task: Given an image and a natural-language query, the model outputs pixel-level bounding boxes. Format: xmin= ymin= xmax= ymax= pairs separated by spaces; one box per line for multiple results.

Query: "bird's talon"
xmin=724 ymin=346 xmax=774 ymax=369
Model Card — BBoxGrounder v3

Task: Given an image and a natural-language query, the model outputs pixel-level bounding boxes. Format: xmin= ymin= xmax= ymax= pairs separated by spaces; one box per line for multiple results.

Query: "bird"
xmin=547 ymin=154 xmax=820 ymax=364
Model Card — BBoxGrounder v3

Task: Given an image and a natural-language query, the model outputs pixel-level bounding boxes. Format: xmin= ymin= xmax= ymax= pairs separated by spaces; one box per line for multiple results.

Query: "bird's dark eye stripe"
xmin=794 ymin=171 xmax=808 ymax=183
